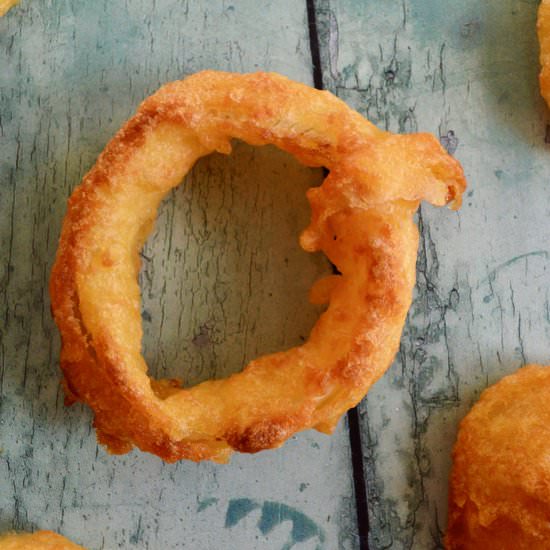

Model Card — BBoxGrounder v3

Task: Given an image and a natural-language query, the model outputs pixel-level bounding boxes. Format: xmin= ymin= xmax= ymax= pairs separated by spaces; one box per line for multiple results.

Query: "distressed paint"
xmin=0 ymin=1 xmax=358 ymax=549
xmin=317 ymin=0 xmax=548 ymax=548
xmin=225 ymin=499 xmax=325 ymax=550
xmin=197 ymin=497 xmax=218 ymax=512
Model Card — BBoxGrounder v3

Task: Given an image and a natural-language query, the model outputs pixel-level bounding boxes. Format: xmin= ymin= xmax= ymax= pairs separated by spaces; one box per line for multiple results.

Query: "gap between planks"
xmin=305 ymin=1 xmax=370 ymax=548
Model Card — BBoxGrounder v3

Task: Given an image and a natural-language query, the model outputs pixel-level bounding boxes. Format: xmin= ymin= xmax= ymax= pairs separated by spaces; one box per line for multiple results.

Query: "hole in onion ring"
xmin=140 ymin=141 xmax=332 ymax=389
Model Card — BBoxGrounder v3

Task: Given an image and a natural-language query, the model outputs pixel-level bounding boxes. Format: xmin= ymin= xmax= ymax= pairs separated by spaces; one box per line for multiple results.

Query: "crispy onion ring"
xmin=50 ymin=71 xmax=466 ymax=462
xmin=0 ymin=0 xmax=19 ymax=17
xmin=0 ymin=531 xmax=84 ymax=549
xmin=446 ymin=365 xmax=550 ymax=549
xmin=539 ymin=0 xmax=550 ymax=107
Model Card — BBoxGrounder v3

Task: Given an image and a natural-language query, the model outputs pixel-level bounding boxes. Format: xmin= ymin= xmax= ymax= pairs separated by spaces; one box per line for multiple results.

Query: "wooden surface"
xmin=1 ymin=0 xmax=548 ymax=549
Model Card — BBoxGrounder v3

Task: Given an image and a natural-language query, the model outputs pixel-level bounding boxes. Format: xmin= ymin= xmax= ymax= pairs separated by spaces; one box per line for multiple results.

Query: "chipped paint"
xmin=197 ymin=497 xmax=218 ymax=512
xmin=225 ymin=499 xmax=325 ymax=550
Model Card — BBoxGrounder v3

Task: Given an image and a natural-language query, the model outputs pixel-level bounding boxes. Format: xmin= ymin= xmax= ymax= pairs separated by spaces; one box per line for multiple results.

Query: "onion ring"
xmin=0 ymin=0 xmax=19 ymax=17
xmin=50 ymin=71 xmax=466 ymax=462
xmin=0 ymin=531 xmax=84 ymax=549
xmin=539 ymin=0 xmax=550 ymax=108
xmin=446 ymin=365 xmax=550 ymax=549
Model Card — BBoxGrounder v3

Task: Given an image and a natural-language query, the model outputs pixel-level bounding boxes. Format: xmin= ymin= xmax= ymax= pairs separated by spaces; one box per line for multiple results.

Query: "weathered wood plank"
xmin=0 ymin=1 xmax=358 ymax=548
xmin=317 ymin=0 xmax=547 ymax=548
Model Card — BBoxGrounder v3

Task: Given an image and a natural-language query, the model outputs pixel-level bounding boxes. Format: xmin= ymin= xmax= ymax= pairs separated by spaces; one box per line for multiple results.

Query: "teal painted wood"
xmin=0 ymin=2 xmax=358 ymax=549
xmin=317 ymin=0 xmax=547 ymax=548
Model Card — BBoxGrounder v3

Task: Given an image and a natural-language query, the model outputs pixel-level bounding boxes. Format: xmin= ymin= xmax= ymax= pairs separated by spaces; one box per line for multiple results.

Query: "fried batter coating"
xmin=0 ymin=531 xmax=84 ymax=549
xmin=446 ymin=365 xmax=550 ymax=549
xmin=538 ymin=0 xmax=550 ymax=107
xmin=0 ymin=0 xmax=19 ymax=17
xmin=50 ymin=71 xmax=466 ymax=462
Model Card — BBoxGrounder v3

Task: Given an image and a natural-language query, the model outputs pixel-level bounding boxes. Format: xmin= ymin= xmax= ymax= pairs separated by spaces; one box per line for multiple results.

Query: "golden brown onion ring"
xmin=0 ymin=0 xmax=19 ymax=17
xmin=0 ymin=531 xmax=84 ymax=549
xmin=50 ymin=71 xmax=466 ymax=462
xmin=446 ymin=365 xmax=550 ymax=549
xmin=539 ymin=0 xmax=550 ymax=107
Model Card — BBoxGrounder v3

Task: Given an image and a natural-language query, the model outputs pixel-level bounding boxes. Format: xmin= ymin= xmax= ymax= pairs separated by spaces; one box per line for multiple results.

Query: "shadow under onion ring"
xmin=50 ymin=71 xmax=466 ymax=462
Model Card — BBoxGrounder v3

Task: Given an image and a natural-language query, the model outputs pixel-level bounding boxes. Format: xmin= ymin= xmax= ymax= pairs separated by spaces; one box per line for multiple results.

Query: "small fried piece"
xmin=0 ymin=0 xmax=19 ymax=17
xmin=538 ymin=0 xmax=550 ymax=107
xmin=50 ymin=71 xmax=466 ymax=462
xmin=0 ymin=531 xmax=84 ymax=549
xmin=446 ymin=365 xmax=550 ymax=549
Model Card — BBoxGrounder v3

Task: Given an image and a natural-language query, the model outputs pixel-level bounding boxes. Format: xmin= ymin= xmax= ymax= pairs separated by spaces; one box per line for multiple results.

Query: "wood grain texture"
xmin=0 ymin=1 xmax=358 ymax=548
xmin=316 ymin=0 xmax=548 ymax=548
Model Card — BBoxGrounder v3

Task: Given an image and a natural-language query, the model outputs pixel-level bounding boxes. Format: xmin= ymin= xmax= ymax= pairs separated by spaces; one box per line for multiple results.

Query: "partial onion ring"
xmin=0 ymin=0 xmax=19 ymax=17
xmin=0 ymin=531 xmax=84 ymax=549
xmin=50 ymin=71 xmax=466 ymax=462
xmin=538 ymin=0 xmax=550 ymax=107
xmin=446 ymin=365 xmax=550 ymax=549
